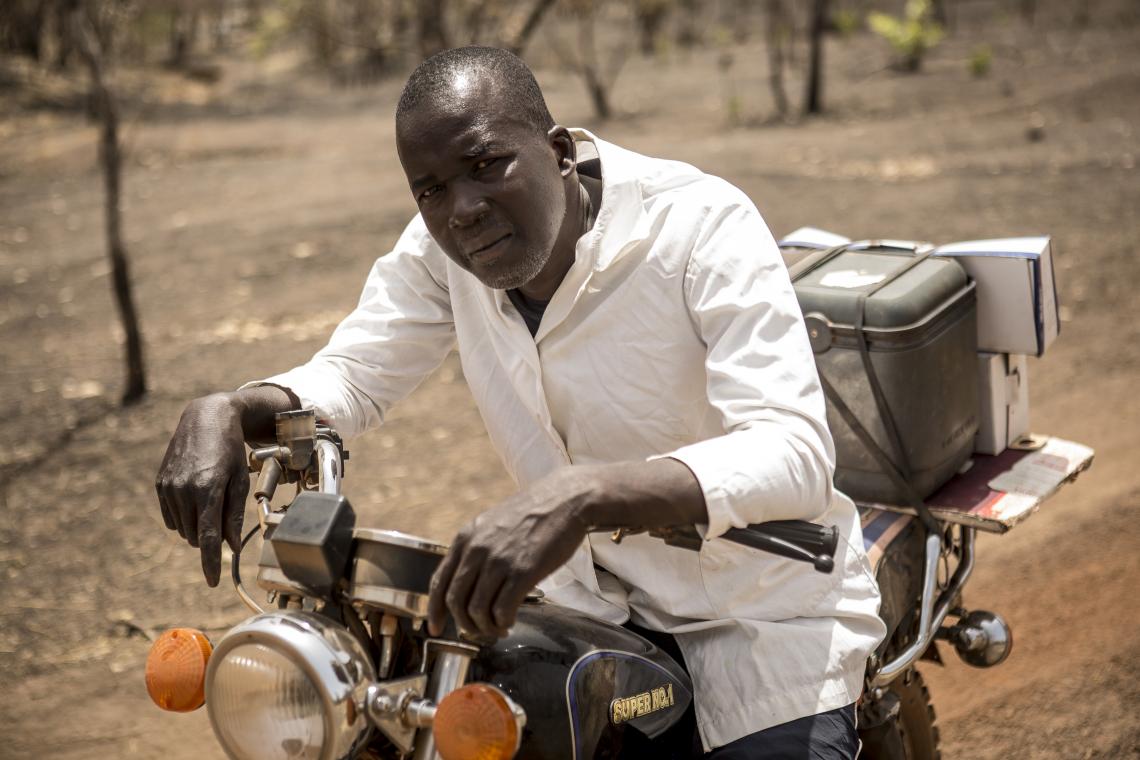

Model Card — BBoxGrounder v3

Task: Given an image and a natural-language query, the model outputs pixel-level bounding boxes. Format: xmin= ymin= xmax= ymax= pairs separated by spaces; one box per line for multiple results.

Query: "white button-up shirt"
xmin=258 ymin=130 xmax=885 ymax=750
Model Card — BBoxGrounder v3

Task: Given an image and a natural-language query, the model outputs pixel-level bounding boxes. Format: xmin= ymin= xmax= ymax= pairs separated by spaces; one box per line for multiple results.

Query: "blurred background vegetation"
xmin=3 ymin=0 xmax=1109 ymax=124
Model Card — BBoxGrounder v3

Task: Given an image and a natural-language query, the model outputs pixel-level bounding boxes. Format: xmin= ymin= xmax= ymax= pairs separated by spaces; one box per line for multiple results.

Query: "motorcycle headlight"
xmin=205 ymin=612 xmax=374 ymax=760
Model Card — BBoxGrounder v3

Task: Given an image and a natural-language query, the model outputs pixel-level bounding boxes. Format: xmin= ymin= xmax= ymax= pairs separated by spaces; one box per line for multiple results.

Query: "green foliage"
xmin=969 ymin=44 xmax=992 ymax=77
xmin=726 ymin=94 xmax=742 ymax=125
xmin=248 ymin=0 xmax=303 ymax=60
xmin=709 ymin=24 xmax=733 ymax=50
xmin=833 ymin=9 xmax=860 ymax=38
xmin=868 ymin=0 xmax=943 ymax=72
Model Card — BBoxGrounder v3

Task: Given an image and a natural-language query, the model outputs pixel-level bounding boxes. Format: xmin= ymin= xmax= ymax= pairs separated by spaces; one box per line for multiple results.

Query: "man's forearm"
xmin=572 ymin=457 xmax=709 ymax=532
xmin=426 ymin=456 xmax=709 ymax=638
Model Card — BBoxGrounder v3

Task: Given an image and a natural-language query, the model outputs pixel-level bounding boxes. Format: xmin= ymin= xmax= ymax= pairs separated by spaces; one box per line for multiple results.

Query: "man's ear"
xmin=547 ymin=125 xmax=576 ymax=178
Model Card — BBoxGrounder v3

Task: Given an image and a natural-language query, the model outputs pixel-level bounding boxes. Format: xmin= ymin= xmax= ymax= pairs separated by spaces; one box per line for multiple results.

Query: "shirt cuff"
xmin=654 ymin=423 xmax=832 ymax=542
xmin=237 ymin=366 xmax=363 ymax=437
xmin=656 ymin=440 xmax=740 ymax=541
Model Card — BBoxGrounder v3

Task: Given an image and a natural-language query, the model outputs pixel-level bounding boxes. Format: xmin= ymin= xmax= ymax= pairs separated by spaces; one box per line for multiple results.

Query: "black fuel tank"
xmin=467 ymin=601 xmax=694 ymax=759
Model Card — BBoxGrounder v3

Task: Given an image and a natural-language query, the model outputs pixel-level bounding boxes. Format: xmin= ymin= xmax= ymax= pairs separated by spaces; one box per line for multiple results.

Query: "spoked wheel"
xmin=890 ymin=669 xmax=941 ymax=760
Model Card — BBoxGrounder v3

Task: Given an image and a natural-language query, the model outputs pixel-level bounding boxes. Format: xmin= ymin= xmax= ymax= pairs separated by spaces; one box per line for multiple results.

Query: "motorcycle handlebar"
xmin=722 ymin=521 xmax=838 ymax=573
xmin=627 ymin=519 xmax=838 ymax=573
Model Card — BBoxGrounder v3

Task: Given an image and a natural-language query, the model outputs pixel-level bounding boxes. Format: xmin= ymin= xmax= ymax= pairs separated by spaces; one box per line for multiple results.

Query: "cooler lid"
xmin=794 ymin=250 xmax=968 ymax=329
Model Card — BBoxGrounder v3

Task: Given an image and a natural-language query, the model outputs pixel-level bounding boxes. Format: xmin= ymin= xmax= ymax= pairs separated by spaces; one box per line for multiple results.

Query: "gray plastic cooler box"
xmin=784 ymin=245 xmax=979 ymax=505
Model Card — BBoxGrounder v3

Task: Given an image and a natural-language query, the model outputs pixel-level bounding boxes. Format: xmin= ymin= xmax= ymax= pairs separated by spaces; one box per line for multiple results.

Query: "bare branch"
xmin=68 ymin=0 xmax=147 ymax=405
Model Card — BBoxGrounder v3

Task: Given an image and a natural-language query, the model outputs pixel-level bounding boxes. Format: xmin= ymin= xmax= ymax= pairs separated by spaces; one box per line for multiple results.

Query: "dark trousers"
xmin=626 ymin=622 xmax=860 ymax=759
xmin=703 ymin=704 xmax=859 ymax=759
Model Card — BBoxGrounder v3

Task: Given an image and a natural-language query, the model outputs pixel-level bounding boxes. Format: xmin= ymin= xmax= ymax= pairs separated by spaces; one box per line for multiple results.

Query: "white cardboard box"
xmin=934 ymin=237 xmax=1059 ymax=357
xmin=976 ymin=353 xmax=1031 ymax=455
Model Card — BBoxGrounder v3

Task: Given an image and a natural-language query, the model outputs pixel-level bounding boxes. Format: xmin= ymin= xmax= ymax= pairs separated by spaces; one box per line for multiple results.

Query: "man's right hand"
xmin=156 ymin=385 xmax=299 ymax=586
xmin=155 ymin=393 xmax=251 ymax=587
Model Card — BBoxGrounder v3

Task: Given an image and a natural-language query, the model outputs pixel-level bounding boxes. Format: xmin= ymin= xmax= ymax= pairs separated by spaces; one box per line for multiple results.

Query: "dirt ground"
xmin=2 ymin=5 xmax=1139 ymax=758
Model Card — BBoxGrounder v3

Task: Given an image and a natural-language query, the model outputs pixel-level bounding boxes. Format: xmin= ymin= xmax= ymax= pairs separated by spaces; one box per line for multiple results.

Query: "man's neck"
xmin=517 ymin=176 xmax=596 ymax=301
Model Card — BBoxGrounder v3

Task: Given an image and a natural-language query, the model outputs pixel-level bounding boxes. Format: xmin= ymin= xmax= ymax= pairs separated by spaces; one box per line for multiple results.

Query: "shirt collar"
xmin=569 ymin=128 xmax=654 ymax=273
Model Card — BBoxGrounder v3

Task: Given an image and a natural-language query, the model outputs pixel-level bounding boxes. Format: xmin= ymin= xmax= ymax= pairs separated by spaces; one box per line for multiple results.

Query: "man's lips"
xmin=464 ymin=233 xmax=512 ymax=261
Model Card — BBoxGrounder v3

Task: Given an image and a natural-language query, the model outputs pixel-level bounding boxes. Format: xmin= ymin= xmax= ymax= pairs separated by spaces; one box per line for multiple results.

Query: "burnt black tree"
xmin=418 ymin=0 xmax=449 ymax=59
xmin=508 ymin=0 xmax=556 ymax=56
xmin=634 ymin=0 xmax=669 ymax=56
xmin=804 ymin=0 xmax=827 ymax=115
xmin=0 ymin=0 xmax=48 ymax=60
xmin=69 ymin=2 xmax=147 ymax=404
xmin=765 ymin=0 xmax=789 ymax=119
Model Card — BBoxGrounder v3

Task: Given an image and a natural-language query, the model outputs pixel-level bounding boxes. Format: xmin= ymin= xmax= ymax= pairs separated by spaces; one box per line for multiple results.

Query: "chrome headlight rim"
xmin=205 ymin=611 xmax=375 ymax=760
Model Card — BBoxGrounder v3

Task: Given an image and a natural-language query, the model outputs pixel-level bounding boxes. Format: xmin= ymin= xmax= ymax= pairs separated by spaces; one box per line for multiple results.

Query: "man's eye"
xmin=474 ymin=157 xmax=498 ymax=172
xmin=419 ymin=186 xmax=442 ymax=201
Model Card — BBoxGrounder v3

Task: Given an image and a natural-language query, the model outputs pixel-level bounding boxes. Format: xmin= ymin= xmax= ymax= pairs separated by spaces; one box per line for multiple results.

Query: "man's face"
xmin=396 ymin=78 xmax=568 ymax=290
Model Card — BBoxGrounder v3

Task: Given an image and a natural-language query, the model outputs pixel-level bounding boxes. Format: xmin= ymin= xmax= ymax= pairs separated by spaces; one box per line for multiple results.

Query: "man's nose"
xmin=448 ymin=183 xmax=490 ymax=229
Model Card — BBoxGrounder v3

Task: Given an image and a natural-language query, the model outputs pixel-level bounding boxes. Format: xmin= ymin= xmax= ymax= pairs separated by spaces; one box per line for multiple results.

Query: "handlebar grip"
xmin=722 ymin=520 xmax=839 ymax=574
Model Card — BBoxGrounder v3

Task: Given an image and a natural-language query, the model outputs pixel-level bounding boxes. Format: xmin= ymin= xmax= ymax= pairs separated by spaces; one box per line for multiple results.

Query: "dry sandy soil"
xmin=1 ymin=4 xmax=1138 ymax=758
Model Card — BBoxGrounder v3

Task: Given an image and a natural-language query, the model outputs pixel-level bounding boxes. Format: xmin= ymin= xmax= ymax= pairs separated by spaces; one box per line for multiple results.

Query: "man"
xmin=155 ymin=46 xmax=884 ymax=758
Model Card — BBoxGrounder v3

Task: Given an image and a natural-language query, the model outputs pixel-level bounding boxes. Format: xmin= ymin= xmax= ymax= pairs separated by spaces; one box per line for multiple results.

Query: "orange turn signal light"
xmin=433 ymin=683 xmax=521 ymax=760
xmin=145 ymin=627 xmax=212 ymax=712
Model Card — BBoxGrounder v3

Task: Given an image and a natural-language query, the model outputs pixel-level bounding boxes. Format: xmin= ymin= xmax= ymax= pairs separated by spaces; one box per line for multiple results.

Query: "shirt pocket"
xmin=697 ymin=539 xmax=841 ymax=622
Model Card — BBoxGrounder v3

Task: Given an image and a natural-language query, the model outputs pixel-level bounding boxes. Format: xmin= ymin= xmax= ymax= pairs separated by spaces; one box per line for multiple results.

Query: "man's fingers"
xmin=155 ymin=478 xmax=177 ymax=532
xmin=198 ymin=485 xmax=226 ymax=587
xmin=491 ymin=577 xmax=532 ymax=634
xmin=428 ymin=546 xmax=462 ymax=636
xmin=466 ymin=559 xmax=510 ymax=638
xmin=443 ymin=547 xmax=482 ymax=638
xmin=164 ymin=482 xmax=188 ymax=541
xmin=173 ymin=483 xmax=201 ymax=548
xmin=223 ymin=471 xmax=249 ymax=554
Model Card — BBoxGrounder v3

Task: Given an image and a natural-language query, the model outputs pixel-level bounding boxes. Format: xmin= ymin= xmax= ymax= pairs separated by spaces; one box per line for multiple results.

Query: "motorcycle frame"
xmin=238 ymin=416 xmax=983 ymax=760
xmin=869 ymin=523 xmax=975 ymax=689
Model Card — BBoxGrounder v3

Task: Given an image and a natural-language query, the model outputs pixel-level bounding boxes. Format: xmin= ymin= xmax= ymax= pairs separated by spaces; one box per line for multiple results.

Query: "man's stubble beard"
xmin=476 ymin=240 xmax=553 ymax=291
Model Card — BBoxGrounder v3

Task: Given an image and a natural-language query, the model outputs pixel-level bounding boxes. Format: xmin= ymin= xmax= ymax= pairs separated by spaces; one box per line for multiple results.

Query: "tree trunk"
xmin=582 ymin=64 xmax=611 ymax=120
xmin=1074 ymin=0 xmax=1091 ymax=27
xmin=575 ymin=6 xmax=611 ymax=121
xmin=508 ymin=0 xmax=555 ymax=56
xmin=765 ymin=0 xmax=788 ymax=119
xmin=417 ymin=0 xmax=449 ymax=59
xmin=634 ymin=1 xmax=668 ymax=56
xmin=463 ymin=0 xmax=490 ymax=44
xmin=1019 ymin=0 xmax=1036 ymax=25
xmin=930 ymin=0 xmax=948 ymax=27
xmin=675 ymin=0 xmax=699 ymax=48
xmin=804 ymin=0 xmax=827 ymax=115
xmin=70 ymin=2 xmax=147 ymax=405
xmin=53 ymin=0 xmax=74 ymax=69
xmin=168 ymin=6 xmax=198 ymax=67
xmin=2 ymin=0 xmax=47 ymax=60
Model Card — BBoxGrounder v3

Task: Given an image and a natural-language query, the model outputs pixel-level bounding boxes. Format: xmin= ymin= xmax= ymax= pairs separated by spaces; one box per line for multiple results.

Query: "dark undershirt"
xmin=506 ymin=155 xmax=602 ymax=338
xmin=506 ymin=288 xmax=550 ymax=337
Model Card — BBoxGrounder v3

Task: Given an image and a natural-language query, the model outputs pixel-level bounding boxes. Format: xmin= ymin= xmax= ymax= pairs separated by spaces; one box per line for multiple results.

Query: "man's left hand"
xmin=427 ymin=467 xmax=594 ymax=639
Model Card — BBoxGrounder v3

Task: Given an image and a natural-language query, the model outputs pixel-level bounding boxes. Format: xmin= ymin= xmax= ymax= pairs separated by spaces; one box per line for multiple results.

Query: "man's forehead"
xmin=398 ymin=105 xmax=534 ymax=153
xmin=398 ymin=68 xmax=537 ymax=135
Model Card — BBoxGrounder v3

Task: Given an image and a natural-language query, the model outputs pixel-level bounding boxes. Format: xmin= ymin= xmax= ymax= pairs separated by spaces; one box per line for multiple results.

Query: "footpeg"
xmin=940 ymin=610 xmax=1013 ymax=668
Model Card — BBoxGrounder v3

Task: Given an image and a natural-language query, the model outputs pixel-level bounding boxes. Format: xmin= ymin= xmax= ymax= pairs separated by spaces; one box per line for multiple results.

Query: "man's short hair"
xmin=397 ymin=46 xmax=555 ymax=134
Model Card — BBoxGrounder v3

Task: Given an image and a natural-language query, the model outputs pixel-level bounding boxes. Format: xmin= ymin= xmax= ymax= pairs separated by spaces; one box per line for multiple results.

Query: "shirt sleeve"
xmin=242 ymin=216 xmax=456 ymax=439
xmin=661 ymin=198 xmax=837 ymax=540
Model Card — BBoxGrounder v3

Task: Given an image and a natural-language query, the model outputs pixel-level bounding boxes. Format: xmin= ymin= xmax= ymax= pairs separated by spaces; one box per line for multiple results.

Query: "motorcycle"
xmin=145 ymin=404 xmax=1094 ymax=760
